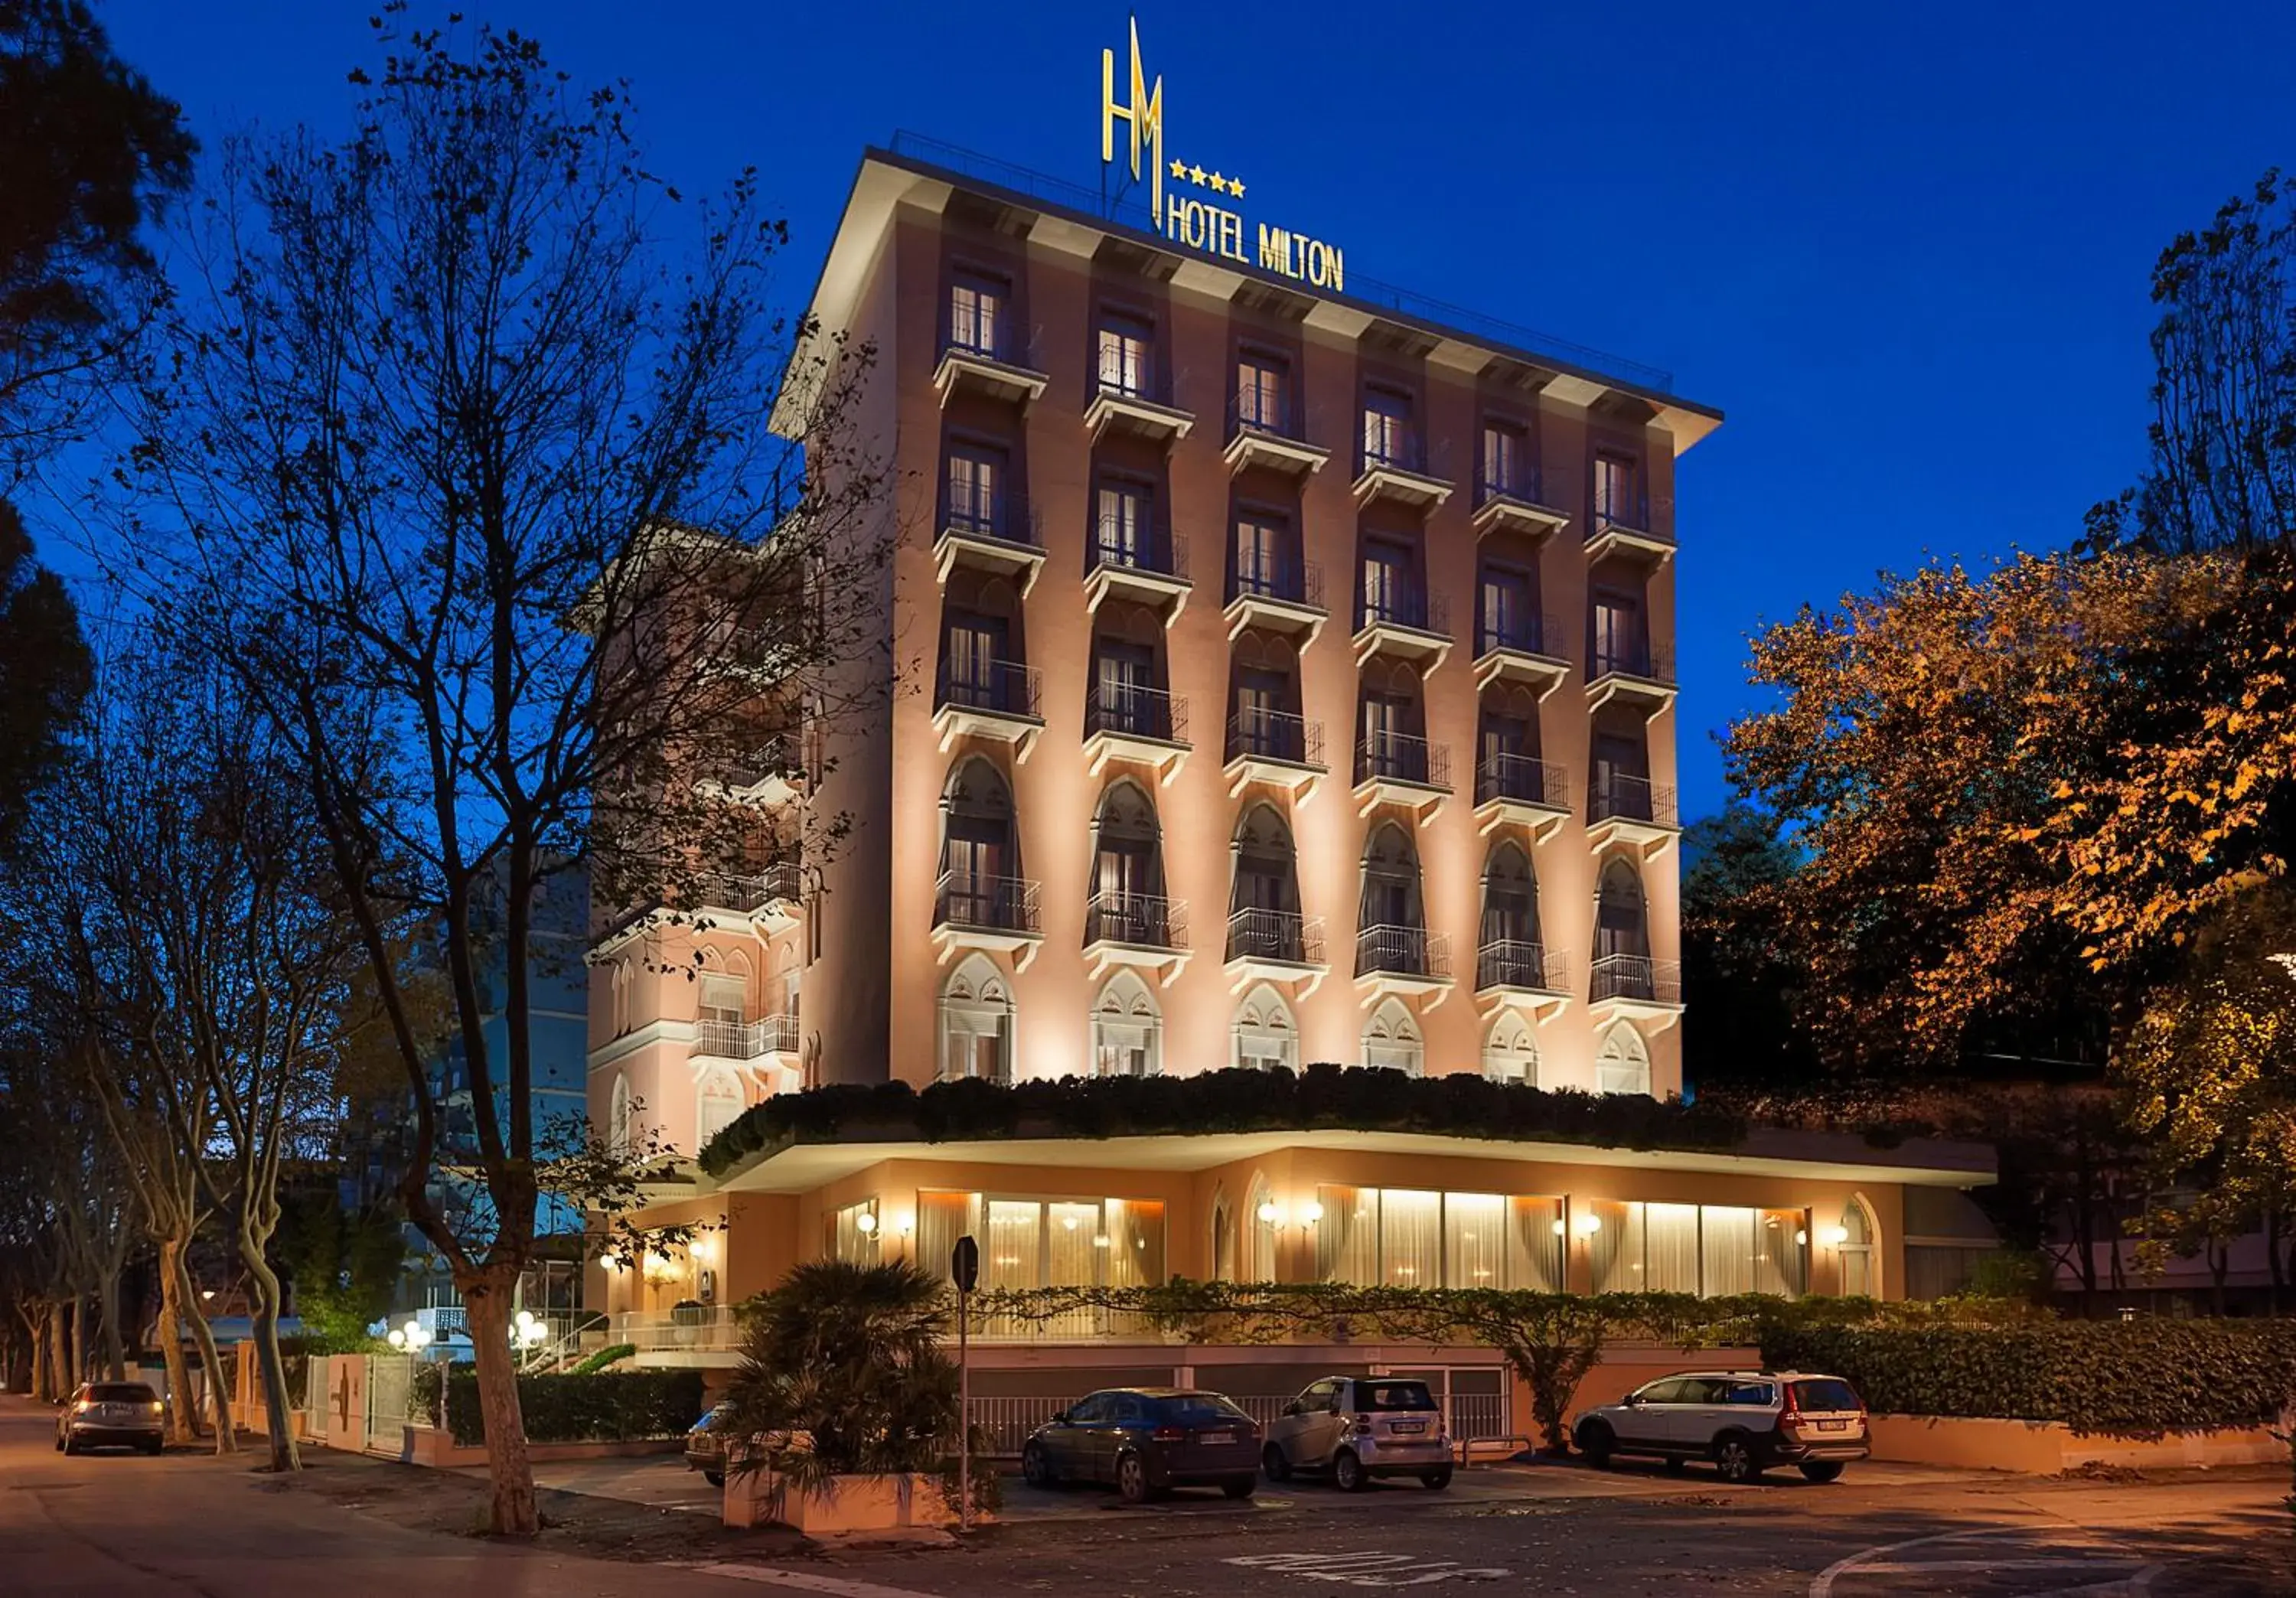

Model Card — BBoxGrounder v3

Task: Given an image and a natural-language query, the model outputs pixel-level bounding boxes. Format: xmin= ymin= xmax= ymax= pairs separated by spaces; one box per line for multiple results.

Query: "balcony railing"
xmin=942 ymin=488 xmax=1043 ymax=553
xmin=1226 ymin=707 xmax=1324 ymax=768
xmin=942 ymin=318 xmax=1039 ymax=370
xmin=1476 ymin=940 xmax=1566 ymax=993
xmin=693 ymin=1013 xmax=800 ymax=1060
xmin=1476 ymin=752 xmax=1570 ymax=810
xmin=1594 ymin=494 xmax=1654 ymax=536
xmin=1476 ymin=609 xmax=1567 ymax=659
xmin=1356 ymin=923 xmax=1450 ymax=980
xmin=1479 ymin=463 xmax=1548 ymax=507
xmin=1228 ymin=394 xmax=1306 ymax=445
xmin=1589 ymin=642 xmax=1674 ymax=684
xmin=690 ymin=863 xmax=802 ymax=915
xmin=1590 ymin=952 xmax=1682 ymax=1006
xmin=714 ymin=736 xmax=802 ymax=794
xmin=1085 ymin=680 xmax=1186 ymax=744
xmin=1355 ymin=729 xmax=1451 ymax=789
xmin=1084 ymin=891 xmax=1187 ymax=951
xmin=1229 ymin=555 xmax=1325 ymax=611
xmin=1357 ymin=587 xmax=1450 ymax=636
xmin=933 ymin=871 xmax=1042 ymax=935
xmin=1087 ymin=519 xmax=1189 ymax=582
xmin=1358 ymin=429 xmax=1428 ymax=476
xmin=1589 ymin=773 xmax=1679 ymax=830
xmin=935 ymin=658 xmax=1042 ymax=719
xmin=1226 ymin=906 xmax=1324 ymax=966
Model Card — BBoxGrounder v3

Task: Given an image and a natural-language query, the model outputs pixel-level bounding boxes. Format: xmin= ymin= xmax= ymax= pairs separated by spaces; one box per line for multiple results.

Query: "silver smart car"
xmin=1261 ymin=1375 xmax=1453 ymax=1491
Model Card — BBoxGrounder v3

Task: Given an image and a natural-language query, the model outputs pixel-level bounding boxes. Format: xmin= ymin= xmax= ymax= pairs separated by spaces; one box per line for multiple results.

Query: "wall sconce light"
xmin=1795 ymin=1229 xmax=1809 ymax=1246
xmin=1299 ymin=1200 xmax=1323 ymax=1226
xmin=856 ymin=1211 xmax=879 ymax=1236
xmin=1821 ymin=1225 xmax=1850 ymax=1247
xmin=1255 ymin=1201 xmax=1283 ymax=1226
xmin=1551 ymin=1218 xmax=1568 ymax=1238
xmin=1574 ymin=1213 xmax=1603 ymax=1237
xmin=894 ymin=1212 xmax=915 ymax=1238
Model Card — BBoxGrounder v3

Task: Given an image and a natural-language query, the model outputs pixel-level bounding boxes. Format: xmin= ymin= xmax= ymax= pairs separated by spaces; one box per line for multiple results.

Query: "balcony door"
xmin=1361 ymin=538 xmax=1413 ymax=625
xmin=1234 ymin=514 xmax=1285 ymax=596
xmin=1094 ymin=640 xmax=1156 ymax=735
xmin=1237 ymin=355 xmax=1287 ymax=432
xmin=1097 ymin=314 xmax=1153 ymax=398
xmin=1481 ymin=566 xmax=1534 ymax=653
xmin=1590 ymin=588 xmax=1643 ymax=676
xmin=941 ymin=758 xmax=1016 ymax=925
xmin=942 ymin=611 xmax=1009 ymax=706
xmin=1096 ymin=481 xmax=1152 ymax=569
xmin=1595 ymin=455 xmax=1636 ymax=523
xmin=1479 ymin=844 xmax=1538 ymax=948
xmin=1596 ymin=859 xmax=1648 ymax=960
xmin=947 ymin=448 xmax=1004 ymax=535
xmin=1234 ymin=666 xmax=1291 ymax=756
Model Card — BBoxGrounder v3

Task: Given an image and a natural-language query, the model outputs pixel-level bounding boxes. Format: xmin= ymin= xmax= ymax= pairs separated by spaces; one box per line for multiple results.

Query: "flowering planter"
xmin=1867 ymin=1414 xmax=2282 ymax=1473
xmin=722 ymin=1469 xmax=973 ymax=1535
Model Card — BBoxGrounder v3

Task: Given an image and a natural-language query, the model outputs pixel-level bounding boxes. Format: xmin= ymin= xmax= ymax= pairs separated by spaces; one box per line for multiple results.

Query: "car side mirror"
xmin=1623 ymin=1392 xmax=1642 ymax=1406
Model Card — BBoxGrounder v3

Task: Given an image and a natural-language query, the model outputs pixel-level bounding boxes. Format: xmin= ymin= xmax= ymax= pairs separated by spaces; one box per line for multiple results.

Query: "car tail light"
xmin=1778 ymin=1401 xmax=1803 ymax=1440
xmin=1352 ymin=1416 xmax=1373 ymax=1436
xmin=1150 ymin=1426 xmax=1185 ymax=1443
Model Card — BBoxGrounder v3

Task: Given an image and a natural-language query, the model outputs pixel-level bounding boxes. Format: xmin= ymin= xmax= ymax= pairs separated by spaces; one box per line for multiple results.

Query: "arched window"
xmin=1244 ymin=1172 xmax=1277 ymax=1282
xmin=775 ymin=942 xmax=801 ymax=1022
xmin=1359 ymin=823 xmax=1426 ymax=977
xmin=1090 ymin=781 xmax=1166 ymax=944
xmin=1595 ymin=857 xmax=1649 ymax=960
xmin=1479 ymin=840 xmax=1541 ymax=988
xmin=939 ymin=758 xmax=1019 ymax=928
xmin=1483 ymin=1010 xmax=1541 ymax=1085
xmin=940 ymin=569 xmax=1025 ymax=709
xmin=1089 ymin=600 xmax=1167 ymax=738
xmin=1210 ymin=1187 xmax=1235 ymax=1282
xmin=1232 ymin=983 xmax=1300 ymax=1071
xmin=696 ymin=1071 xmax=744 ymax=1151
xmin=608 ymin=1075 xmax=632 ymax=1156
xmin=1594 ymin=1023 xmax=1651 ymax=1096
xmin=1361 ymin=998 xmax=1424 ymax=1075
xmin=938 ymin=953 xmax=1013 ymax=1081
xmin=1229 ymin=804 xmax=1303 ymax=960
xmin=1839 ymin=1198 xmax=1877 ymax=1297
xmin=1090 ymin=970 xmax=1161 ymax=1078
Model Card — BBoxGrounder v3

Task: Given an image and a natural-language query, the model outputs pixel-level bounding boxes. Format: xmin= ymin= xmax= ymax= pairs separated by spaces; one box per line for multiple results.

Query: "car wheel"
xmin=53 ymin=1434 xmax=64 ymax=1453
xmin=1420 ymin=1468 xmax=1453 ymax=1491
xmin=1221 ymin=1476 xmax=1256 ymax=1499
xmin=1332 ymin=1449 xmax=1368 ymax=1493
xmin=1261 ymin=1443 xmax=1292 ymax=1482
xmin=704 ymin=1469 xmax=724 ymax=1488
xmin=1116 ymin=1452 xmax=1155 ymax=1504
xmin=1021 ymin=1442 xmax=1055 ymax=1489
xmin=1712 ymin=1433 xmax=1762 ymax=1484
xmin=1575 ymin=1420 xmax=1614 ymax=1469
xmin=1799 ymin=1461 xmax=1845 ymax=1484
xmin=144 ymin=1439 xmax=164 ymax=1456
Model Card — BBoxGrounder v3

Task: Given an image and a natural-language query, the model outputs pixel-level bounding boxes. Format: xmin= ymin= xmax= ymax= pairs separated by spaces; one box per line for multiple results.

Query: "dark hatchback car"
xmin=1022 ymin=1388 xmax=1261 ymax=1503
xmin=56 ymin=1381 xmax=166 ymax=1455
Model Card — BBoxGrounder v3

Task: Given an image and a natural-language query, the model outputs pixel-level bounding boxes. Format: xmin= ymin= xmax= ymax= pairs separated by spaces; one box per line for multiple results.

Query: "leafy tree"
xmin=0 ymin=504 xmax=88 ymax=856
xmin=1679 ymin=802 xmax=1820 ymax=1092
xmin=276 ymin=1186 xmax=406 ymax=1352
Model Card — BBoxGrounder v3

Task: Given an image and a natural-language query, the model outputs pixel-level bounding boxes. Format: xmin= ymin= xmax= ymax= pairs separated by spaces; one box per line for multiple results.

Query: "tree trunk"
xmin=461 ymin=1274 xmax=538 ymax=1536
xmin=174 ymin=1246 xmax=235 ymax=1451
xmin=155 ymin=1237 xmax=199 ymax=1443
xmin=97 ymin=1264 xmax=126 ymax=1381
xmin=38 ymin=1303 xmax=66 ymax=1401
xmin=70 ymin=1296 xmax=90 ymax=1384
xmin=236 ymin=1210 xmax=301 ymax=1471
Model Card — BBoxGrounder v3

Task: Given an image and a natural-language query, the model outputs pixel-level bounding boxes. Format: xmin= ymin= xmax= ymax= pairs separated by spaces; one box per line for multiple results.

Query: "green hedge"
xmin=1760 ymin=1320 xmax=2296 ymax=1437
xmin=569 ymin=1342 xmax=637 ymax=1375
xmin=440 ymin=1368 xmax=706 ymax=1447
xmin=698 ymin=1066 xmax=1746 ymax=1176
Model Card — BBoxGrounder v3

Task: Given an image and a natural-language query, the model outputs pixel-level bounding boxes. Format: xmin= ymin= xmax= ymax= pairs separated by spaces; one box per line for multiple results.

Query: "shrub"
xmin=440 ymin=1367 xmax=705 ymax=1447
xmin=1759 ymin=1319 xmax=2296 ymax=1437
xmin=570 ymin=1342 xmax=636 ymax=1375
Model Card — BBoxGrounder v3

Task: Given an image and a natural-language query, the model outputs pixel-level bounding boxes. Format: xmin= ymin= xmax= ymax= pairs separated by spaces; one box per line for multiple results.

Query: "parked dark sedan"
xmin=1021 ymin=1388 xmax=1260 ymax=1503
xmin=56 ymin=1381 xmax=165 ymax=1456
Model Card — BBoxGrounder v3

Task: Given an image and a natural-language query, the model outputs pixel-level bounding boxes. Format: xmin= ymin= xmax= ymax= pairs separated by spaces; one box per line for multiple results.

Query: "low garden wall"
xmin=723 ymin=1469 xmax=966 ymax=1536
xmin=1867 ymin=1415 xmax=2281 ymax=1472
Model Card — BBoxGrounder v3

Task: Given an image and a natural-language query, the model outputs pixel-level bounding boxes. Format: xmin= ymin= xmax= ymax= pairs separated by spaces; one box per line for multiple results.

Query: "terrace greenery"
xmin=695 ymin=1068 xmax=1750 ymax=1179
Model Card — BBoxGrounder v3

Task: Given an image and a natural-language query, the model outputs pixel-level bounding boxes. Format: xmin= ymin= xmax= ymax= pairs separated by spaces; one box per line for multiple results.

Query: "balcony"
xmin=932 ymin=871 xmax=1044 ymax=968
xmin=1587 ymin=774 xmax=1682 ymax=859
xmin=1223 ymin=399 xmax=1329 ymax=478
xmin=1222 ymin=709 xmax=1326 ymax=801
xmin=1355 ymin=924 xmax=1453 ymax=1004
xmin=934 ymin=495 xmax=1045 ymax=596
xmin=1585 ymin=496 xmax=1675 ymax=566
xmin=1475 ymin=941 xmax=1571 ymax=1021
xmin=695 ymin=737 xmax=804 ymax=809
xmin=1586 ymin=644 xmax=1678 ymax=718
xmin=1352 ymin=437 xmax=1453 ymax=510
xmin=1084 ymin=377 xmax=1194 ymax=446
xmin=1083 ymin=891 xmax=1191 ymax=983
xmin=933 ymin=332 xmax=1049 ymax=411
xmin=1472 ymin=469 xmax=1570 ymax=543
xmin=1223 ymin=558 xmax=1327 ymax=647
xmin=1224 ymin=907 xmax=1329 ymax=996
xmin=691 ymin=1013 xmax=802 ymax=1088
xmin=1473 ymin=753 xmax=1572 ymax=842
xmin=932 ymin=660 xmax=1045 ymax=758
xmin=1083 ymin=682 xmax=1190 ymax=785
xmin=1352 ymin=589 xmax=1453 ymax=676
xmin=1473 ymin=611 xmax=1572 ymax=699
xmin=1083 ymin=521 xmax=1191 ymax=622
xmin=1589 ymin=953 xmax=1685 ymax=1028
xmin=690 ymin=863 xmax=804 ymax=935
xmin=1353 ymin=730 xmax=1451 ymax=823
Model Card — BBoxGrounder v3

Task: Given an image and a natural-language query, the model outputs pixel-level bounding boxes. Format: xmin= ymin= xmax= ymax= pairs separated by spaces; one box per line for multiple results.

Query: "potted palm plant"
xmin=719 ymin=1259 xmax=988 ymax=1534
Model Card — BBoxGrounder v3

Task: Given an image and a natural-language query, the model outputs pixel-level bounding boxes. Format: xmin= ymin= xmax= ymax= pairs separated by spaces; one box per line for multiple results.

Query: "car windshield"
xmin=1154 ymin=1394 xmax=1251 ymax=1427
xmin=1356 ymin=1381 xmax=1438 ymax=1412
xmin=1792 ymin=1379 xmax=1863 ymax=1412
xmin=90 ymin=1384 xmax=156 ymax=1403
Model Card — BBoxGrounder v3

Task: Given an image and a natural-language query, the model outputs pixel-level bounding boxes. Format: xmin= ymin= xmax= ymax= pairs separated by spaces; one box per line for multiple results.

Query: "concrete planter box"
xmin=1867 ymin=1414 xmax=2283 ymax=1472
xmin=723 ymin=1468 xmax=967 ymax=1535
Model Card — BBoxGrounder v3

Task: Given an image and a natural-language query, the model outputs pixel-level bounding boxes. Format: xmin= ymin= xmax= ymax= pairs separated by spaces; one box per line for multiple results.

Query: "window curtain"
xmin=1508 ymin=1197 xmax=1565 ymax=1292
xmin=1103 ymin=1199 xmax=1164 ymax=1289
xmin=1699 ymin=1205 xmax=1756 ymax=1298
xmin=915 ymin=1191 xmax=975 ymax=1283
xmin=1443 ymin=1192 xmax=1505 ymax=1289
xmin=832 ymin=1201 xmax=880 ymax=1266
xmin=1380 ymin=1189 xmax=1440 ymax=1287
xmin=1045 ymin=1202 xmax=1099 ymax=1287
xmin=1318 ymin=1185 xmax=1378 ymax=1286
xmin=1590 ymin=1200 xmax=1639 ymax=1293
xmin=1756 ymin=1210 xmax=1806 ymax=1296
xmin=1645 ymin=1203 xmax=1700 ymax=1293
xmin=984 ymin=1199 xmax=1042 ymax=1293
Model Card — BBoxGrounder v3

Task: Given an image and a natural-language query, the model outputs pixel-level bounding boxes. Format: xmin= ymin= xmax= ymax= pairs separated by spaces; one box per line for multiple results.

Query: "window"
xmin=1245 ymin=1174 xmax=1277 ymax=1280
xmin=1237 ymin=353 xmax=1287 ymax=431
xmin=938 ymin=953 xmax=1013 ymax=1081
xmin=946 ymin=448 xmax=1007 ymax=536
xmin=1724 ymin=1381 xmax=1777 ymax=1407
xmin=1362 ymin=386 xmax=1413 ymax=467
xmin=1482 ymin=422 xmax=1525 ymax=499
xmin=1838 ymin=1199 xmax=1875 ymax=1297
xmin=608 ymin=1075 xmax=632 ymax=1156
xmin=1594 ymin=1022 xmax=1651 ymax=1095
xmin=1360 ymin=1000 xmax=1423 ymax=1073
xmin=1590 ymin=587 xmax=1644 ymax=677
xmin=1590 ymin=1202 xmax=1810 ymax=1296
xmin=696 ymin=1071 xmax=743 ymax=1150
xmin=950 ymin=276 xmax=1006 ymax=357
xmin=1094 ymin=480 xmax=1152 ymax=568
xmin=1595 ymin=865 xmax=1649 ymax=963
xmin=1318 ymin=1187 xmax=1565 ymax=1290
xmin=1359 ymin=537 xmax=1414 ymax=625
xmin=923 ymin=1192 xmax=1166 ymax=1290
xmin=1233 ymin=512 xmax=1287 ymax=597
xmin=1097 ymin=312 xmax=1153 ymax=397
xmin=698 ymin=972 xmax=745 ymax=1029
xmin=1479 ymin=566 xmax=1535 ymax=654
xmin=1090 ymin=972 xmax=1161 ymax=1078
xmin=1595 ymin=454 xmax=1639 ymax=526
xmin=1233 ymin=984 xmax=1298 ymax=1071
xmin=830 ymin=1198 xmax=880 ymax=1264
xmin=1482 ymin=1011 xmax=1541 ymax=1085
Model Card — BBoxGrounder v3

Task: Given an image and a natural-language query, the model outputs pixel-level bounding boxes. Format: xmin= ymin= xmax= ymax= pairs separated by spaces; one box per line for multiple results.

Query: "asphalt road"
xmin=5 ymin=1394 xmax=2290 ymax=1596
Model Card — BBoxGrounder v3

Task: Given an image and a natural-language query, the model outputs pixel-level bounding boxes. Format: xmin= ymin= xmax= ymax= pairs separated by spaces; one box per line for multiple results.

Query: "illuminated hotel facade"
xmin=585 ymin=119 xmax=1996 ymax=1399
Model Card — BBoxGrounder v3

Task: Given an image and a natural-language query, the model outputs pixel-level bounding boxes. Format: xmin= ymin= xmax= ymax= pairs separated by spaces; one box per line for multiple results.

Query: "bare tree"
xmin=117 ymin=18 xmax=889 ymax=1532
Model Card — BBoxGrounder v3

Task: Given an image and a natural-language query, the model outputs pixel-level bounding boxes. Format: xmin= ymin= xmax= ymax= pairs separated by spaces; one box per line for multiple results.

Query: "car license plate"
xmin=1391 ymin=1420 xmax=1424 ymax=1435
xmin=1818 ymin=1420 xmax=1845 ymax=1431
xmin=1199 ymin=1430 xmax=1233 ymax=1445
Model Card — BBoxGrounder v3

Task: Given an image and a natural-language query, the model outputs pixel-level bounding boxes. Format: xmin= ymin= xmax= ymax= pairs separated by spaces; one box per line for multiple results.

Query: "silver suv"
xmin=1571 ymin=1369 xmax=1868 ymax=1484
xmin=1261 ymin=1375 xmax=1453 ymax=1492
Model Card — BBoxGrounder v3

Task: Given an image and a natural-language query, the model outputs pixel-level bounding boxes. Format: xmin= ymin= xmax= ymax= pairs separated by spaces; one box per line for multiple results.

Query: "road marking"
xmin=1226 ymin=1551 xmax=1514 ymax=1587
xmin=1811 ymin=1525 xmax=2163 ymax=1598
xmin=687 ymin=1564 xmax=947 ymax=1598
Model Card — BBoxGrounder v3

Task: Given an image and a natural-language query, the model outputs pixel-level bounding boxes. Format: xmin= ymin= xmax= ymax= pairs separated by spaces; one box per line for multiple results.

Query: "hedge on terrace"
xmin=695 ymin=1065 xmax=1748 ymax=1177
xmin=439 ymin=1367 xmax=705 ymax=1447
xmin=1760 ymin=1320 xmax=2296 ymax=1437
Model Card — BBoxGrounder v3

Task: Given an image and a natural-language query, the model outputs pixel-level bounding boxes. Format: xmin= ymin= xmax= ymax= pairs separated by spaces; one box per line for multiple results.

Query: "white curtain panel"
xmin=1699 ymin=1205 xmax=1757 ymax=1298
xmin=1380 ymin=1189 xmax=1442 ymax=1288
xmin=1443 ymin=1192 xmax=1506 ymax=1289
xmin=1645 ymin=1203 xmax=1700 ymax=1293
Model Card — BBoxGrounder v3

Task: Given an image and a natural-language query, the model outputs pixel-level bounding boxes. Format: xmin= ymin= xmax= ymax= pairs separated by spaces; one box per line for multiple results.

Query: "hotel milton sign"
xmin=1101 ymin=18 xmax=1347 ymax=292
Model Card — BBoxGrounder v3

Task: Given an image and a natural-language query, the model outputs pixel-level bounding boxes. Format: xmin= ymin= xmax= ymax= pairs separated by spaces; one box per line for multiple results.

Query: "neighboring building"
xmin=586 ymin=45 xmax=1991 ymax=1423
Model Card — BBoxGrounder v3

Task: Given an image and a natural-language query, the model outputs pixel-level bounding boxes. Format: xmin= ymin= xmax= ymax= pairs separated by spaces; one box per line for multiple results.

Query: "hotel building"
xmin=585 ymin=135 xmax=1994 ymax=1421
